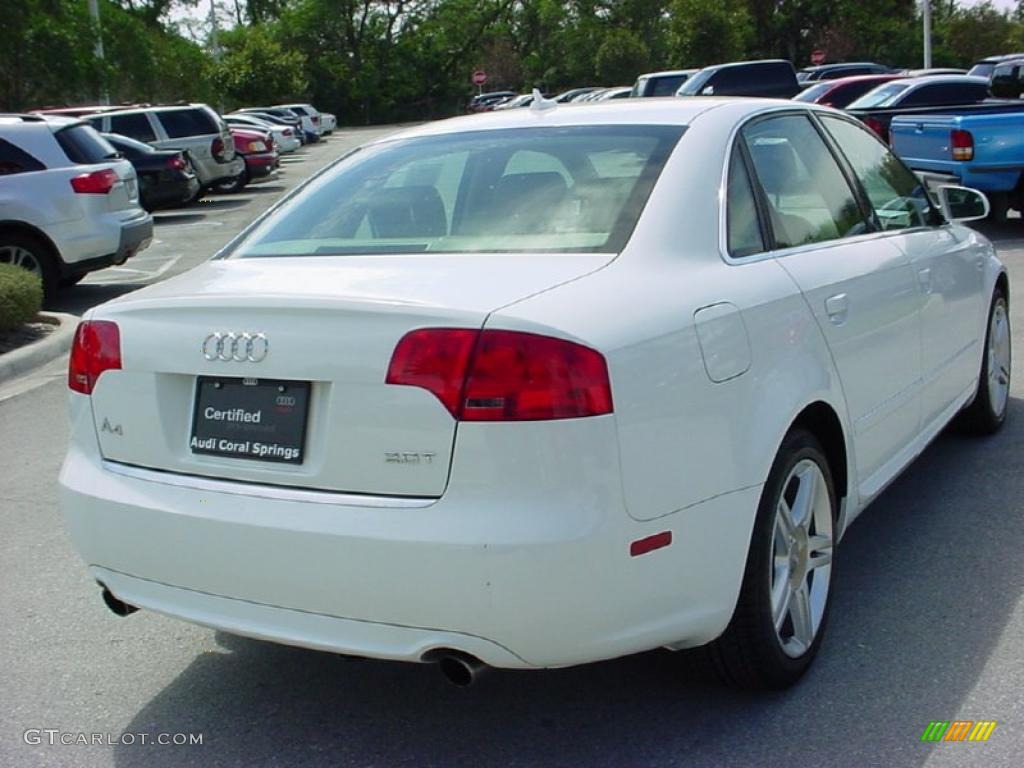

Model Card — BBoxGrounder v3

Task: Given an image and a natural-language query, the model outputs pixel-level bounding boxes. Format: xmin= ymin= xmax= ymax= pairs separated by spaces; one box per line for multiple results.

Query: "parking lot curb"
xmin=0 ymin=312 xmax=79 ymax=383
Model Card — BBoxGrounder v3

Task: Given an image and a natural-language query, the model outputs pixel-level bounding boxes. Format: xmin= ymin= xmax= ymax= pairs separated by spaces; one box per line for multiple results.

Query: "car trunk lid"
xmin=87 ymin=254 xmax=609 ymax=497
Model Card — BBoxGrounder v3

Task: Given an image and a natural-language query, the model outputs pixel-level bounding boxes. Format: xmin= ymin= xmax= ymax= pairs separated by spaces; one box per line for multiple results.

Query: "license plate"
xmin=190 ymin=377 xmax=310 ymax=464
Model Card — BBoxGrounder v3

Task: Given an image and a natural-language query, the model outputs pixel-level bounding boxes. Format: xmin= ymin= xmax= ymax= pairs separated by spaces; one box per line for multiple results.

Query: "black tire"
xmin=0 ymin=231 xmax=59 ymax=303
xmin=212 ymin=169 xmax=248 ymax=194
xmin=701 ymin=429 xmax=838 ymax=690
xmin=956 ymin=288 xmax=1011 ymax=435
xmin=987 ymin=192 xmax=1010 ymax=223
xmin=59 ymin=273 xmax=86 ymax=287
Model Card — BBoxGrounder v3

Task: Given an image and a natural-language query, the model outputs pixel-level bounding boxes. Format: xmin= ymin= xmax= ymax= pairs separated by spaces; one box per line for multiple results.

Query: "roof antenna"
xmin=530 ymin=88 xmax=557 ymax=112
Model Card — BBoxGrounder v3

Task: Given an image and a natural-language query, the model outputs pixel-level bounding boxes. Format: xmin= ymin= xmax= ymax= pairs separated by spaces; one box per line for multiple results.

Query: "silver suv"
xmin=87 ymin=105 xmax=244 ymax=195
xmin=0 ymin=115 xmax=152 ymax=298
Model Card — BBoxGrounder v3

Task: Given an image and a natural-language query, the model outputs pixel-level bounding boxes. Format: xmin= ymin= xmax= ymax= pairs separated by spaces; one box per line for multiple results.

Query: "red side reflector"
xmin=951 ymin=129 xmax=974 ymax=161
xmin=386 ymin=328 xmax=613 ymax=421
xmin=68 ymin=320 xmax=122 ymax=394
xmin=69 ymin=168 xmax=118 ymax=194
xmin=630 ymin=531 xmax=673 ymax=557
xmin=166 ymin=155 xmax=186 ymax=171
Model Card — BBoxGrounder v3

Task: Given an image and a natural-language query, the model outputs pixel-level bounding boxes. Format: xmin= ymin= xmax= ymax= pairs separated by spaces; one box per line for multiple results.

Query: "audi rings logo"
xmin=201 ymin=332 xmax=269 ymax=363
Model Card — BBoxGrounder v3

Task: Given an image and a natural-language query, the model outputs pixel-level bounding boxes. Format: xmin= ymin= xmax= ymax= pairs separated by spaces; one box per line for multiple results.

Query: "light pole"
xmin=86 ymin=0 xmax=109 ymax=105
xmin=922 ymin=0 xmax=932 ymax=69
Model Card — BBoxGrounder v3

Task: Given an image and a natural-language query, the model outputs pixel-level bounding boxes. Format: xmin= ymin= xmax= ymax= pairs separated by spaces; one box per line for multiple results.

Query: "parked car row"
xmin=1 ymin=99 xmax=337 ymax=297
xmin=480 ymin=53 xmax=1024 ymax=223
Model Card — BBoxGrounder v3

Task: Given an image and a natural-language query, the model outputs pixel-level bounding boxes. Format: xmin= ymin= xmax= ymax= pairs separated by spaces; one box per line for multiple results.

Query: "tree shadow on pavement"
xmin=49 ymin=284 xmax=140 ymax=317
xmin=152 ymin=213 xmax=207 ymax=226
xmin=113 ymin=400 xmax=1024 ymax=768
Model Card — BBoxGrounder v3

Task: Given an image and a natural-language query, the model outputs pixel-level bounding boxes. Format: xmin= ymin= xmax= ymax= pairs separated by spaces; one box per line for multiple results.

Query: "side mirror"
xmin=936 ymin=185 xmax=989 ymax=223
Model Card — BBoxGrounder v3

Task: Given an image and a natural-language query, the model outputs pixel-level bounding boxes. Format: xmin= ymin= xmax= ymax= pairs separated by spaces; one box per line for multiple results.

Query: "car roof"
xmin=801 ymin=62 xmax=885 ymax=72
xmin=893 ymin=74 xmax=989 ymax=87
xmin=699 ymin=59 xmax=793 ymax=73
xmin=976 ymin=53 xmax=1024 ymax=64
xmin=637 ymin=69 xmax=698 ymax=79
xmin=817 ymin=74 xmax=904 ymax=87
xmin=97 ymin=103 xmax=214 ymax=118
xmin=378 ymin=97 xmax=805 ymax=145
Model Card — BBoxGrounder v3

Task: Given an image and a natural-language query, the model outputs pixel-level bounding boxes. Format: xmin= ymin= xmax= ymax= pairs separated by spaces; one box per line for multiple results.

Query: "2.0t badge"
xmin=201 ymin=332 xmax=269 ymax=363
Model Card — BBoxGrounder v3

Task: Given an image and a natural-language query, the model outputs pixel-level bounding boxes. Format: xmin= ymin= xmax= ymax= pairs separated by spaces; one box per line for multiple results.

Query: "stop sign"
xmin=810 ymin=49 xmax=827 ymax=65
xmin=472 ymin=70 xmax=488 ymax=86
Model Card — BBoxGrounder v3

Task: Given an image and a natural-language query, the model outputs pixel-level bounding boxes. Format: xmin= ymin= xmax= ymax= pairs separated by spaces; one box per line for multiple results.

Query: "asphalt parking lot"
xmin=1 ymin=129 xmax=1023 ymax=767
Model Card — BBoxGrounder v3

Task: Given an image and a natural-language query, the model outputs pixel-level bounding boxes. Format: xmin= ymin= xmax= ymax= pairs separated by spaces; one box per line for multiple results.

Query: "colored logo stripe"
xmin=920 ymin=720 xmax=996 ymax=742
xmin=944 ymin=721 xmax=973 ymax=741
xmin=921 ymin=722 xmax=949 ymax=742
xmin=968 ymin=721 xmax=997 ymax=742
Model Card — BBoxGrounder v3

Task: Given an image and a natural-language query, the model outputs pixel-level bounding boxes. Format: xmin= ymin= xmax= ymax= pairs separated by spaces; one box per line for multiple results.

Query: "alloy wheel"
xmin=987 ymin=299 xmax=1011 ymax=419
xmin=0 ymin=245 xmax=43 ymax=275
xmin=770 ymin=459 xmax=834 ymax=658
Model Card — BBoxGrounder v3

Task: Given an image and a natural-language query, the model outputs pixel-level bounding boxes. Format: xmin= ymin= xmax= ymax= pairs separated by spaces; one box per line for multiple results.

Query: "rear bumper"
xmin=59 ymin=411 xmax=758 ymax=669
xmin=911 ymin=163 xmax=1022 ymax=194
xmin=197 ymin=155 xmax=246 ymax=188
xmin=143 ymin=176 xmax=199 ymax=210
xmin=59 ymin=211 xmax=153 ymax=277
xmin=244 ymin=152 xmax=280 ymax=181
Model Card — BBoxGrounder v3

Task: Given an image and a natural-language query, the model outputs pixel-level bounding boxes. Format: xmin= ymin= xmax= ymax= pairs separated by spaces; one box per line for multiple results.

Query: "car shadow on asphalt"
xmin=112 ymin=399 xmax=1024 ymax=768
xmin=192 ymin=198 xmax=252 ymax=210
xmin=49 ymin=284 xmax=139 ymax=316
xmin=152 ymin=213 xmax=207 ymax=226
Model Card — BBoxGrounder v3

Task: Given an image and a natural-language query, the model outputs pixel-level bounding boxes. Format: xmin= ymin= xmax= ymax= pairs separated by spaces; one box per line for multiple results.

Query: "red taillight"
xmin=283 ymin=128 xmax=293 ymax=136
xmin=864 ymin=117 xmax=887 ymax=141
xmin=68 ymin=320 xmax=121 ymax=394
xmin=951 ymin=129 xmax=974 ymax=161
xmin=385 ymin=328 xmax=613 ymax=421
xmin=69 ymin=168 xmax=118 ymax=194
xmin=166 ymin=155 xmax=186 ymax=171
xmin=212 ymin=136 xmax=225 ymax=160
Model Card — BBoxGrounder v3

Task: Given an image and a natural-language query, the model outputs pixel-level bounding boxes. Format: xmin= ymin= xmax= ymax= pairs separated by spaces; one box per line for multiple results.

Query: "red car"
xmin=793 ymin=74 xmax=905 ymax=109
xmin=214 ymin=127 xmax=280 ymax=193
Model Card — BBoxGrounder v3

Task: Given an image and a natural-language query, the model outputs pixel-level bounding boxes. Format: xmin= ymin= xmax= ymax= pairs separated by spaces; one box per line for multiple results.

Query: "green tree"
xmin=595 ymin=28 xmax=650 ymax=85
xmin=669 ymin=0 xmax=752 ymax=68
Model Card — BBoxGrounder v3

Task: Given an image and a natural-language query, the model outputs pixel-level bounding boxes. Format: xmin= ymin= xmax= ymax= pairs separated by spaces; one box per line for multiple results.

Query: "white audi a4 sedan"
xmin=60 ymin=98 xmax=1010 ymax=689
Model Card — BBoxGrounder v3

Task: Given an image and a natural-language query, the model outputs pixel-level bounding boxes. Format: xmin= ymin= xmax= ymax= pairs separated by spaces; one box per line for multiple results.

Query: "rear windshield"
xmin=847 ymin=83 xmax=910 ymax=109
xmin=231 ymin=125 xmax=683 ymax=257
xmin=794 ymin=82 xmax=833 ymax=102
xmin=648 ymin=75 xmax=688 ymax=96
xmin=54 ymin=124 xmax=119 ymax=164
xmin=967 ymin=63 xmax=996 ymax=79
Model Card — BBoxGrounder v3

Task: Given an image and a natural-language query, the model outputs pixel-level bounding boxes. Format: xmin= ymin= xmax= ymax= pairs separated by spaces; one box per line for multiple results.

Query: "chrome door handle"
xmin=825 ymin=293 xmax=849 ymax=324
xmin=918 ymin=267 xmax=932 ymax=293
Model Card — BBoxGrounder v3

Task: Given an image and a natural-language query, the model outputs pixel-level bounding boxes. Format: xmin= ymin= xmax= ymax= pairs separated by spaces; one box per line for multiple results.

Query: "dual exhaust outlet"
xmin=98 ymin=586 xmax=487 ymax=686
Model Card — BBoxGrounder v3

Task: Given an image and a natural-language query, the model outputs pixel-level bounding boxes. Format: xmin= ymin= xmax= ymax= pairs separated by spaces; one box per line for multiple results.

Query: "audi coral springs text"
xmin=60 ymin=99 xmax=1010 ymax=689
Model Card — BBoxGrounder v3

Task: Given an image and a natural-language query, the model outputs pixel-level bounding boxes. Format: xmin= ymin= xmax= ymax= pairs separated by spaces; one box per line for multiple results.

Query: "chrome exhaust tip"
xmin=436 ymin=652 xmax=485 ymax=687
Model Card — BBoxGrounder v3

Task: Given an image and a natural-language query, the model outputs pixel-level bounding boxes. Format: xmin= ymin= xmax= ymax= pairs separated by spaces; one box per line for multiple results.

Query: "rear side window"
xmin=743 ymin=115 xmax=869 ymax=248
xmin=232 ymin=125 xmax=683 ymax=257
xmin=0 ymin=138 xmax=46 ymax=175
xmin=54 ymin=124 xmax=118 ymax=164
xmin=158 ymin=108 xmax=218 ymax=138
xmin=109 ymin=113 xmax=157 ymax=142
xmin=726 ymin=150 xmax=765 ymax=258
xmin=820 ymin=116 xmax=932 ymax=231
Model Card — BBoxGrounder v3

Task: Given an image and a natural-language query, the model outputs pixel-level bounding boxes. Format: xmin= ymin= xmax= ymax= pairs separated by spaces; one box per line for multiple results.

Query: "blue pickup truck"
xmin=891 ymin=106 xmax=1024 ymax=220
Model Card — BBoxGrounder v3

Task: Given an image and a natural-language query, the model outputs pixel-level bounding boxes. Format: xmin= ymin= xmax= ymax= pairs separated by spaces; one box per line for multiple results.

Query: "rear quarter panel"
xmin=487 ymin=104 xmax=853 ymax=523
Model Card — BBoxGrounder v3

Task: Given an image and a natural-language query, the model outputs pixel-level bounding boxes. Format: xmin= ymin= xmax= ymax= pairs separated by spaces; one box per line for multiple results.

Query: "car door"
xmin=741 ymin=113 xmax=923 ymax=492
xmin=818 ymin=114 xmax=985 ymax=428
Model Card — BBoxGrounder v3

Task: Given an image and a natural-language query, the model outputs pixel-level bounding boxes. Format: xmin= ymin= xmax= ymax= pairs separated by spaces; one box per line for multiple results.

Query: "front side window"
xmin=742 ymin=114 xmax=869 ymax=249
xmin=232 ymin=125 xmax=683 ymax=257
xmin=109 ymin=113 xmax=157 ymax=142
xmin=726 ymin=150 xmax=765 ymax=258
xmin=820 ymin=116 xmax=933 ymax=231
